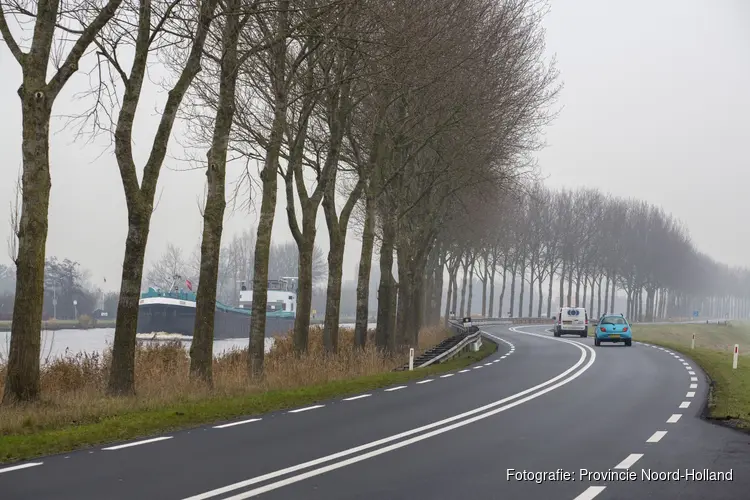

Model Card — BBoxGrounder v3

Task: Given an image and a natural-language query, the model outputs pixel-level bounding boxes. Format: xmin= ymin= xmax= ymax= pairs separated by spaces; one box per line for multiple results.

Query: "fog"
xmin=0 ymin=0 xmax=748 ymax=288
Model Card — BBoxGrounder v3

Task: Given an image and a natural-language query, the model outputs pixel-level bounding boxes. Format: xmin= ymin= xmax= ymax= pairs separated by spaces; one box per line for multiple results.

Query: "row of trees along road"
xmin=2 ymin=0 xmax=558 ymax=402
xmin=446 ymin=185 xmax=750 ymax=325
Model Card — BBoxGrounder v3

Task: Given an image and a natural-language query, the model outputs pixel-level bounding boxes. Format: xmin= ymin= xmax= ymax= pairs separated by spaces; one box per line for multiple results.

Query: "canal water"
xmin=0 ymin=323 xmax=376 ymax=364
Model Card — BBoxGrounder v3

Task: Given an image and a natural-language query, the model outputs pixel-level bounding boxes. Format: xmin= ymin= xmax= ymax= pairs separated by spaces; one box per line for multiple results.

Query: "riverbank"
xmin=0 ymin=326 xmax=496 ymax=463
xmin=634 ymin=322 xmax=750 ymax=432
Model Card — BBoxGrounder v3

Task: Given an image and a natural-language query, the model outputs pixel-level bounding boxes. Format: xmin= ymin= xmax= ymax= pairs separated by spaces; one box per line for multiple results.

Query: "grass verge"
xmin=0 ymin=333 xmax=496 ymax=463
xmin=631 ymin=323 xmax=750 ymax=433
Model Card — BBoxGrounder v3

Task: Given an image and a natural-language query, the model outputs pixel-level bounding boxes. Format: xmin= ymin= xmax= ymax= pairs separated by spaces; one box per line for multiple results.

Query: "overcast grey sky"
xmin=0 ymin=0 xmax=748 ymax=291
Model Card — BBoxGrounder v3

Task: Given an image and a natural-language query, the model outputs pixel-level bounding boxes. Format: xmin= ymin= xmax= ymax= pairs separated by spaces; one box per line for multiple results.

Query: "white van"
xmin=554 ymin=307 xmax=588 ymax=337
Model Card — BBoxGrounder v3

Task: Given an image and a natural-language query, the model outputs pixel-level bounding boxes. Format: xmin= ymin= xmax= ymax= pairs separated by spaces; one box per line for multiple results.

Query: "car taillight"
xmin=623 ymin=327 xmax=628 ymax=332
xmin=600 ymin=327 xmax=605 ymax=332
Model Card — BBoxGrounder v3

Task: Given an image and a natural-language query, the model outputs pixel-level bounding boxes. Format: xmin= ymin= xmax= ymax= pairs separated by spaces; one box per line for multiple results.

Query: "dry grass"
xmin=634 ymin=322 xmax=750 ymax=355
xmin=0 ymin=326 xmax=451 ymax=437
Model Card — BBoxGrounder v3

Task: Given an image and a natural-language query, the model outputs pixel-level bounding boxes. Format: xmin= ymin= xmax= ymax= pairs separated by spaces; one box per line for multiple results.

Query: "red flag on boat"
xmin=186 ymin=279 xmax=193 ymax=291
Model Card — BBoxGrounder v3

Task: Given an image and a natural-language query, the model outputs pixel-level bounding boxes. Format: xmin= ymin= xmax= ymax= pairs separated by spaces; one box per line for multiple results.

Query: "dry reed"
xmin=0 ymin=325 xmax=451 ymax=436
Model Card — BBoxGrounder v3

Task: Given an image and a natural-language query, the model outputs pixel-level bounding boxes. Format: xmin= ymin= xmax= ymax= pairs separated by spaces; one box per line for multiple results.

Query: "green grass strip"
xmin=0 ymin=340 xmax=497 ymax=463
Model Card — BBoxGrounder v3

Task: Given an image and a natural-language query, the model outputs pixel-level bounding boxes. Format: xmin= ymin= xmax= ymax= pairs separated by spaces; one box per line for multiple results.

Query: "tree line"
xmin=440 ymin=185 xmax=749 ymax=325
xmin=2 ymin=0 xmax=556 ymax=402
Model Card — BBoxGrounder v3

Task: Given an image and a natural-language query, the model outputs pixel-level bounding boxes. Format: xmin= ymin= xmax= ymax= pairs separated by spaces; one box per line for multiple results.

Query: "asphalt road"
xmin=2 ymin=323 xmax=749 ymax=499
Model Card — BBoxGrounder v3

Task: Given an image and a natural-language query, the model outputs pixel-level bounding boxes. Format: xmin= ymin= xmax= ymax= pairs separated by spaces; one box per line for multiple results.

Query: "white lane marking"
xmin=690 ymin=377 xmax=698 ymax=382
xmin=0 ymin=463 xmax=43 ymax=474
xmin=182 ymin=328 xmax=595 ymax=500
xmin=679 ymin=402 xmax=691 ymax=408
xmin=614 ymin=453 xmax=643 ymax=469
xmin=484 ymin=363 xmax=493 ymax=366
xmin=687 ymin=391 xmax=696 ymax=397
xmin=493 ymin=359 xmax=500 ymax=363
xmin=384 ymin=386 xmax=407 ymax=392
xmin=459 ymin=369 xmax=470 ymax=373
xmin=688 ymin=371 xmax=695 ymax=375
xmin=667 ymin=414 xmax=682 ymax=423
xmin=288 ymin=405 xmax=325 ymax=413
xmin=213 ymin=418 xmax=262 ymax=429
xmin=682 ymin=362 xmax=689 ymax=365
xmin=690 ymin=384 xmax=697 ymax=389
xmin=102 ymin=436 xmax=173 ymax=450
xmin=678 ymin=358 xmax=684 ymax=361
xmin=440 ymin=374 xmax=455 ymax=378
xmin=473 ymin=366 xmax=483 ymax=369
xmin=647 ymin=431 xmax=667 ymax=443
xmin=343 ymin=394 xmax=372 ymax=400
xmin=573 ymin=486 xmax=607 ymax=500
xmin=686 ymin=365 xmax=692 ymax=369
xmin=501 ymin=355 xmax=507 ymax=359
xmin=416 ymin=380 xmax=433 ymax=385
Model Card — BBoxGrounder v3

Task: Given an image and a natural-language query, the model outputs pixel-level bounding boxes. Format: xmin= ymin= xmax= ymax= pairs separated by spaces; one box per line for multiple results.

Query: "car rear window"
xmin=600 ymin=316 xmax=626 ymax=325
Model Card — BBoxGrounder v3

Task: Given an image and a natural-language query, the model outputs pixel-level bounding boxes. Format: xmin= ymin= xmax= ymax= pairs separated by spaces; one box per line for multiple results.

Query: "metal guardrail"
xmin=416 ymin=322 xmax=482 ymax=368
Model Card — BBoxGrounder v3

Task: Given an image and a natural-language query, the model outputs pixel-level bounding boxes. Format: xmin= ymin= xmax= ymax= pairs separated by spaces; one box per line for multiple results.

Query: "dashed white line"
xmin=685 ymin=366 xmax=692 ymax=369
xmin=574 ymin=486 xmax=607 ymax=499
xmin=690 ymin=384 xmax=697 ymax=389
xmin=647 ymin=431 xmax=667 ymax=443
xmin=678 ymin=358 xmax=684 ymax=361
xmin=501 ymin=355 xmax=507 ymax=359
xmin=473 ymin=366 xmax=483 ymax=369
xmin=343 ymin=394 xmax=372 ymax=400
xmin=484 ymin=363 xmax=493 ymax=366
xmin=214 ymin=418 xmax=262 ymax=429
xmin=102 ymin=436 xmax=173 ymax=450
xmin=440 ymin=374 xmax=455 ymax=378
xmin=667 ymin=414 xmax=682 ymax=423
xmin=0 ymin=462 xmax=43 ymax=474
xmin=687 ymin=391 xmax=696 ymax=397
xmin=688 ymin=371 xmax=695 ymax=375
xmin=679 ymin=402 xmax=691 ymax=408
xmin=288 ymin=405 xmax=325 ymax=413
xmin=384 ymin=386 xmax=407 ymax=392
xmin=614 ymin=453 xmax=643 ymax=469
xmin=459 ymin=369 xmax=470 ymax=373
xmin=690 ymin=377 xmax=698 ymax=382
xmin=416 ymin=380 xmax=433 ymax=385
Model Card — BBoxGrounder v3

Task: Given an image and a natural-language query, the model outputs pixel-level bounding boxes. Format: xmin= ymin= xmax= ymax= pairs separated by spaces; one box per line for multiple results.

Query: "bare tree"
xmin=0 ymin=0 xmax=124 ymax=403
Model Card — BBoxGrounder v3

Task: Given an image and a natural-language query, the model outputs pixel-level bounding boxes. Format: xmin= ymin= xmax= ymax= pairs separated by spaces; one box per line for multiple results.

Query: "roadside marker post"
xmin=691 ymin=333 xmax=695 ymax=350
xmin=733 ymin=344 xmax=739 ymax=370
xmin=409 ymin=348 xmax=414 ymax=371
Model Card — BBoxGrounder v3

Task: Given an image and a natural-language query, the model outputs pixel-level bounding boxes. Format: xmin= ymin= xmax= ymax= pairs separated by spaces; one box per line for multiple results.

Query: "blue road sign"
xmin=693 ymin=310 xmax=699 ymax=317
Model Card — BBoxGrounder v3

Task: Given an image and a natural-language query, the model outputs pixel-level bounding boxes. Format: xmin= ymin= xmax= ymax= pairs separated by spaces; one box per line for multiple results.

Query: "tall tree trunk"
xmin=248 ymin=1 xmax=290 ymax=377
xmin=459 ymin=260 xmax=469 ymax=317
xmin=518 ymin=264 xmax=525 ymax=318
xmin=558 ymin=261 xmax=566 ymax=309
xmin=527 ymin=266 xmax=535 ymax=317
xmin=190 ymin=0 xmax=241 ymax=383
xmin=537 ymin=276 xmax=544 ymax=318
xmin=467 ymin=262 xmax=475 ymax=316
xmin=509 ymin=271 xmax=517 ymax=317
xmin=597 ymin=276 xmax=603 ymax=318
xmin=547 ymin=262 xmax=555 ymax=318
xmin=488 ymin=267 xmax=496 ymax=317
xmin=294 ymin=230 xmax=315 ymax=349
xmin=375 ymin=217 xmax=396 ymax=351
xmin=354 ymin=183 xmax=375 ymax=348
xmin=498 ymin=265 xmax=507 ymax=317
xmin=108 ymin=214 xmax=150 ymax=395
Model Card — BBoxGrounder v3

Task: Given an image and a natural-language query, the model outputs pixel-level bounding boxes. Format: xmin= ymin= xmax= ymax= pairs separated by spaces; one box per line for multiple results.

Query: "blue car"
xmin=594 ymin=314 xmax=632 ymax=347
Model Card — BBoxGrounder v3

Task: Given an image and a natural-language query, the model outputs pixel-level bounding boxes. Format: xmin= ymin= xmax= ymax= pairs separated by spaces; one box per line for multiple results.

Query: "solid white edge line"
xmin=679 ymin=402 xmax=690 ymax=408
xmin=180 ymin=327 xmax=594 ymax=500
xmin=647 ymin=431 xmax=667 ymax=443
xmin=687 ymin=391 xmax=696 ymax=397
xmin=102 ymin=436 xmax=173 ymax=450
xmin=614 ymin=453 xmax=643 ymax=469
xmin=213 ymin=419 xmax=262 ymax=429
xmin=573 ymin=486 xmax=607 ymax=499
xmin=0 ymin=462 xmax=43 ymax=474
xmin=343 ymin=394 xmax=372 ymax=400
xmin=384 ymin=386 xmax=407 ymax=392
xmin=288 ymin=405 xmax=325 ymax=413
xmin=667 ymin=414 xmax=682 ymax=423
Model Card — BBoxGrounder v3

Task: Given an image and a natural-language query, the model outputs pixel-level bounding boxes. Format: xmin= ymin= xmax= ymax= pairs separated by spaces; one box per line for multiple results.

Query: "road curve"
xmin=1 ymin=324 xmax=749 ymax=499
